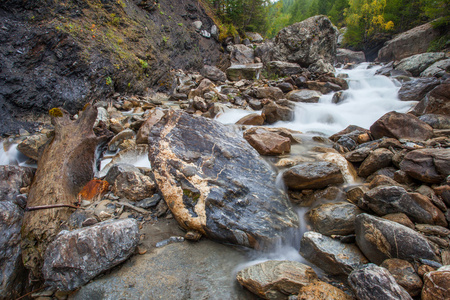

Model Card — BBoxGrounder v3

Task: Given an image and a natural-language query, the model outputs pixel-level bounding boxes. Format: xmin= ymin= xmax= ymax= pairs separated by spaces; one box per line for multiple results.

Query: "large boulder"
xmin=336 ymin=48 xmax=366 ymax=64
xmin=394 ymin=52 xmax=446 ymax=77
xmin=370 ymin=111 xmax=433 ymax=141
xmin=412 ymin=81 xmax=450 ymax=116
xmin=348 ymin=264 xmax=412 ymax=300
xmin=377 ymin=21 xmax=441 ymax=62
xmin=42 ymin=218 xmax=139 ymax=291
xmin=398 ymin=77 xmax=441 ymax=102
xmin=236 ymin=260 xmax=318 ymax=299
xmin=364 ymin=185 xmax=447 ymax=226
xmin=148 ymin=110 xmax=299 ymax=248
xmin=266 ymin=16 xmax=338 ymax=68
xmin=400 ymin=148 xmax=450 ymax=184
xmin=300 ymin=231 xmax=369 ymax=275
xmin=283 ymin=161 xmax=344 ymax=190
xmin=355 ymin=214 xmax=438 ymax=265
xmin=230 ymin=44 xmax=255 ymax=65
xmin=0 ymin=201 xmax=27 ymax=299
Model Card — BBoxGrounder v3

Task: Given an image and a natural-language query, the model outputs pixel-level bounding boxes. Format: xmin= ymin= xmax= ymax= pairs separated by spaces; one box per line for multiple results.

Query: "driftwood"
xmin=21 ymin=105 xmax=102 ymax=277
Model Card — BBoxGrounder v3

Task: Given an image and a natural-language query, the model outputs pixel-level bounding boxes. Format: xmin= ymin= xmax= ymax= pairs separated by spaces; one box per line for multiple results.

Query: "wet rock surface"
xmin=364 ymin=186 xmax=447 ymax=226
xmin=355 ymin=214 xmax=438 ymax=265
xmin=348 ymin=264 xmax=413 ymax=300
xmin=283 ymin=161 xmax=344 ymax=190
xmin=400 ymin=148 xmax=450 ymax=184
xmin=42 ymin=218 xmax=139 ymax=291
xmin=300 ymin=231 xmax=369 ymax=275
xmin=370 ymin=111 xmax=434 ymax=141
xmin=148 ymin=110 xmax=299 ymax=248
xmin=308 ymin=202 xmax=363 ymax=236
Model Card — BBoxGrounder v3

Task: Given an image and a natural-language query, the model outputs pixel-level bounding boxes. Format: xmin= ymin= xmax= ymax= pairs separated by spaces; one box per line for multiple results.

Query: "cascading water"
xmin=220 ymin=63 xmax=419 ymax=270
xmin=216 ymin=63 xmax=418 ymax=136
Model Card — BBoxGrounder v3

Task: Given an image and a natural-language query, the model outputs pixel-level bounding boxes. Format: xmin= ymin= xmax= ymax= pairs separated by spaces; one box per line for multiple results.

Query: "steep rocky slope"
xmin=0 ymin=0 xmax=225 ymax=135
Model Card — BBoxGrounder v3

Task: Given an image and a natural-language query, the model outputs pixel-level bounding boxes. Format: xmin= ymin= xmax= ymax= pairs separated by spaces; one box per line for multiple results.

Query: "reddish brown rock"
xmin=358 ymin=148 xmax=393 ymax=178
xmin=283 ymin=162 xmax=344 ymax=190
xmin=412 ymin=82 xmax=450 ymax=116
xmin=78 ymin=179 xmax=109 ymax=201
xmin=244 ymin=131 xmax=291 ymax=156
xmin=370 ymin=111 xmax=433 ymax=141
xmin=421 ymin=267 xmax=450 ymax=300
xmin=400 ymin=149 xmax=450 ymax=184
xmin=297 ymin=281 xmax=353 ymax=300
xmin=254 ymin=87 xmax=284 ymax=100
xmin=382 ymin=213 xmax=415 ymax=230
xmin=381 ymin=259 xmax=423 ymax=297
xmin=236 ymin=113 xmax=265 ymax=126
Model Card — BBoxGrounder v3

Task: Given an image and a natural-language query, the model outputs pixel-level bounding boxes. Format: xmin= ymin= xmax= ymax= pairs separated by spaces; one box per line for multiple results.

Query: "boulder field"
xmin=1 ymin=11 xmax=449 ymax=300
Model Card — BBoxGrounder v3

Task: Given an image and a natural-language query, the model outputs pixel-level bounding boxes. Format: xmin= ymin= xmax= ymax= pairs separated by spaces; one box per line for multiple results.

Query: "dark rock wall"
xmin=0 ymin=0 xmax=224 ymax=135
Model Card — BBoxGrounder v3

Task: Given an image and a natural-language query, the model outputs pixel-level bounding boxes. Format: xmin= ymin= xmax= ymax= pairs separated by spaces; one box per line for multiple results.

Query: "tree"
xmin=344 ymin=0 xmax=394 ymax=47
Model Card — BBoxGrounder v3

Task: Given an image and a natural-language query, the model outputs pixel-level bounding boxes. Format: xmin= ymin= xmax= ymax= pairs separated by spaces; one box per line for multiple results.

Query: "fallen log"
xmin=21 ymin=105 xmax=103 ymax=277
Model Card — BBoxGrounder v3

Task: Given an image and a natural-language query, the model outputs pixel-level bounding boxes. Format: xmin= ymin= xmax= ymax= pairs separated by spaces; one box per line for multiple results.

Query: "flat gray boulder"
xmin=43 ymin=218 xmax=139 ymax=291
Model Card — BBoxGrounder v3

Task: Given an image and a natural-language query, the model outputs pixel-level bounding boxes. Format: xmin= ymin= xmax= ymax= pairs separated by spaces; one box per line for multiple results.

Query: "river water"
xmin=216 ymin=63 xmax=417 ymax=136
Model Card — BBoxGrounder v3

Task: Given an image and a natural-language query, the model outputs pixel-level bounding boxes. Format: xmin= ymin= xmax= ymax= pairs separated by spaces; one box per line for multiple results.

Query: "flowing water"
xmin=0 ymin=63 xmax=419 ymax=284
xmin=216 ymin=63 xmax=417 ymax=136
xmin=219 ymin=63 xmax=418 ymax=271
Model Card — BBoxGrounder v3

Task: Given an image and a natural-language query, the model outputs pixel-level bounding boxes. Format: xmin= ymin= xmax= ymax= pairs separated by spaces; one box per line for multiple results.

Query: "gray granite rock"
xmin=148 ymin=110 xmax=299 ymax=249
xmin=300 ymin=231 xmax=368 ymax=275
xmin=348 ymin=264 xmax=412 ymax=300
xmin=43 ymin=218 xmax=139 ymax=291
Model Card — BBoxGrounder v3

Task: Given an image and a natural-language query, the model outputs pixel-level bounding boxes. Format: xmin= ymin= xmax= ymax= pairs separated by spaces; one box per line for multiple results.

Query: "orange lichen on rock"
xmin=78 ymin=179 xmax=109 ymax=200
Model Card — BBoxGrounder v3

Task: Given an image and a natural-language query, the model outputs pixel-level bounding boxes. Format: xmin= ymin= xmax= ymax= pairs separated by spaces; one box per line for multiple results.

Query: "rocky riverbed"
xmin=1 ymin=14 xmax=450 ymax=300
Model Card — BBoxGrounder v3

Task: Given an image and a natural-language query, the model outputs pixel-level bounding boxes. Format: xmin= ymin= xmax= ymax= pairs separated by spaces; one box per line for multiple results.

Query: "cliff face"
xmin=0 ymin=0 xmax=225 ymax=135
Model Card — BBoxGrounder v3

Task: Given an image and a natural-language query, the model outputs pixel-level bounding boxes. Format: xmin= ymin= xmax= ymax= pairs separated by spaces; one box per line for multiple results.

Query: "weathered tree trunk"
xmin=21 ymin=105 xmax=100 ymax=277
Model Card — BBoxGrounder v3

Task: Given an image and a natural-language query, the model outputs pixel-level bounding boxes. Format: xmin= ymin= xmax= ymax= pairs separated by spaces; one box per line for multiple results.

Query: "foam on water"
xmin=216 ymin=63 xmax=418 ymax=136
xmin=0 ymin=141 xmax=36 ymax=167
